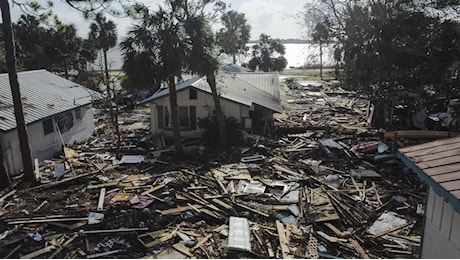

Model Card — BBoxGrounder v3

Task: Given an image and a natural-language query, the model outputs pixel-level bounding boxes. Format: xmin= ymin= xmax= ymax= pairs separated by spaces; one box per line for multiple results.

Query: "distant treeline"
xmin=248 ymin=38 xmax=338 ymax=44
xmin=248 ymin=38 xmax=312 ymax=44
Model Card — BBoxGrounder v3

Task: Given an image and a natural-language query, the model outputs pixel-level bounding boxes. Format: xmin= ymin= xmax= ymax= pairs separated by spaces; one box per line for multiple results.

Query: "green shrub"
xmin=198 ymin=116 xmax=243 ymax=148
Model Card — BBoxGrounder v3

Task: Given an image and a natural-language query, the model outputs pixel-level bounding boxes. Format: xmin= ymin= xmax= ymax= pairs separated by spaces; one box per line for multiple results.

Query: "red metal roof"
xmin=399 ymin=136 xmax=460 ymax=200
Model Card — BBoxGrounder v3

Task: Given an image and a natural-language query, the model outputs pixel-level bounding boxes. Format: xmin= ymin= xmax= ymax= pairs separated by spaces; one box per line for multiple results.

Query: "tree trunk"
xmin=0 ymin=141 xmax=10 ymax=189
xmin=232 ymin=54 xmax=236 ymax=65
xmin=1 ymin=0 xmax=35 ymax=182
xmin=103 ymin=49 xmax=121 ymax=159
xmin=64 ymin=59 xmax=69 ymax=79
xmin=168 ymin=76 xmax=183 ymax=155
xmin=207 ymin=74 xmax=227 ymax=149
xmin=387 ymin=102 xmax=395 ymax=131
xmin=373 ymin=103 xmax=386 ymax=129
xmin=319 ymin=41 xmax=323 ymax=80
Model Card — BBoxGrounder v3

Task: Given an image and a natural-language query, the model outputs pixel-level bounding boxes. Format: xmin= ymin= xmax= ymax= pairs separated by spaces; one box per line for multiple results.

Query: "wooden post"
xmin=0 ymin=0 xmax=35 ymax=182
xmin=0 ymin=141 xmax=10 ymax=188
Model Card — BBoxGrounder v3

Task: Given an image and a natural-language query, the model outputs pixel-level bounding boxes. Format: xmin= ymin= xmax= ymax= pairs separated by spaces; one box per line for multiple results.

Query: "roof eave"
xmin=397 ymin=151 xmax=460 ymax=215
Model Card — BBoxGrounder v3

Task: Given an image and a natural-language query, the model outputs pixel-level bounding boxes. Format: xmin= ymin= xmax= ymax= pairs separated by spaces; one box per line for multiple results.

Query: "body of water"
xmin=106 ymin=43 xmax=336 ymax=70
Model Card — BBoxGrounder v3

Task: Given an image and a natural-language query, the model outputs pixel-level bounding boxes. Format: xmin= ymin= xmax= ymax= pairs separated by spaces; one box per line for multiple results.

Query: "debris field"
xmin=0 ymin=79 xmax=432 ymax=258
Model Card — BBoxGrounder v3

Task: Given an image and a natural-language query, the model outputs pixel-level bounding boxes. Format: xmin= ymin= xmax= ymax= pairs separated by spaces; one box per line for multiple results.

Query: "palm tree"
xmin=88 ymin=13 xmax=120 ymax=157
xmin=122 ymin=6 xmax=187 ymax=155
xmin=249 ymin=34 xmax=287 ymax=72
xmin=185 ymin=13 xmax=227 ymax=149
xmin=122 ymin=0 xmax=227 ymax=154
xmin=311 ymin=22 xmax=330 ymax=79
xmin=216 ymin=10 xmax=251 ymax=64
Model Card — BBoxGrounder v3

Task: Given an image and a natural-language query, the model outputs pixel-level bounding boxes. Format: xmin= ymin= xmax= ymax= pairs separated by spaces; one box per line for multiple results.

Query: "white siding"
xmin=148 ymin=88 xmax=250 ymax=137
xmin=422 ymin=187 xmax=460 ymax=258
xmin=0 ymin=106 xmax=95 ymax=176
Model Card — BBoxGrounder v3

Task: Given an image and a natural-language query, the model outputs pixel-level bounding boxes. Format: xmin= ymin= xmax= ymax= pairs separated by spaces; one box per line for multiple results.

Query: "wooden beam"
xmin=172 ymin=243 xmax=194 ymax=257
xmin=191 ymin=233 xmax=212 ymax=252
xmin=20 ymin=246 xmax=56 ymax=259
xmin=276 ymin=220 xmax=291 ymax=259
xmin=349 ymin=238 xmax=369 ymax=259
xmin=371 ymin=222 xmax=411 ymax=239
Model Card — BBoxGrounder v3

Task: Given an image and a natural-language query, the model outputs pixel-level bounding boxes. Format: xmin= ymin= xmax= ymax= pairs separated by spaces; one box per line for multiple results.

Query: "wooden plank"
xmin=187 ymin=186 xmax=209 ymax=190
xmin=266 ymin=240 xmax=275 ymax=257
xmin=186 ymin=203 xmax=202 ymax=213
xmin=213 ymin=175 xmax=229 ymax=194
xmin=234 ymin=202 xmax=269 ymax=218
xmin=403 ymin=136 xmax=460 ymax=151
xmin=140 ymin=232 xmax=176 ymax=248
xmin=424 ymin=163 xmax=460 ymax=176
xmin=412 ymin=148 xmax=460 ymax=163
xmin=179 ymin=192 xmax=221 ymax=212
xmin=387 ymin=233 xmax=421 ymax=243
xmin=403 ymin=142 xmax=460 ymax=158
xmin=32 ymin=200 xmax=48 ymax=213
xmin=273 ymin=164 xmax=303 ymax=177
xmin=20 ymin=246 xmax=56 ymax=259
xmin=431 ymin=172 xmax=460 ymax=183
xmin=172 ymin=243 xmax=194 ymax=257
xmin=212 ymin=224 xmax=228 ymax=233
xmin=372 ymin=182 xmax=382 ymax=205
xmin=451 ymin=190 xmax=460 ymax=200
xmin=97 ymin=188 xmax=106 ymax=211
xmin=191 ymin=233 xmax=212 ymax=252
xmin=386 ymin=131 xmax=460 ymax=141
xmin=141 ymin=184 xmax=166 ymax=195
xmin=252 ymin=229 xmax=264 ymax=247
xmin=49 ymin=233 xmax=79 ymax=259
xmin=349 ymin=238 xmax=369 ymax=259
xmin=324 ymin=223 xmax=351 ymax=238
xmin=440 ymin=180 xmax=460 ymax=191
xmin=160 ymin=205 xmax=203 ymax=215
xmin=200 ymin=208 xmax=224 ymax=220
xmin=316 ymin=231 xmax=347 ymax=243
xmin=211 ymin=198 xmax=233 ymax=210
xmin=371 ymin=222 xmax=411 ymax=239
xmin=417 ymin=155 xmax=460 ymax=170
xmin=276 ymin=220 xmax=291 ymax=259
xmin=29 ymin=170 xmax=97 ymax=191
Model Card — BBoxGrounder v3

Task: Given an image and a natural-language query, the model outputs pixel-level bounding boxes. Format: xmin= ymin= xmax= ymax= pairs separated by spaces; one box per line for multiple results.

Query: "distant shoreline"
xmin=247 ymin=38 xmax=312 ymax=44
xmin=247 ymin=39 xmax=338 ymax=44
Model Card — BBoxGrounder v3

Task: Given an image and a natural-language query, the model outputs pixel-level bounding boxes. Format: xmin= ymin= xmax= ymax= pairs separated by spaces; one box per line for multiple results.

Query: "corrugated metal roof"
xmin=220 ymin=64 xmax=252 ymax=73
xmin=0 ymin=70 xmax=102 ymax=133
xmin=232 ymin=73 xmax=280 ymax=99
xmin=141 ymin=71 xmax=282 ymax=113
xmin=219 ymin=64 xmax=280 ymax=99
xmin=397 ymin=136 xmax=460 ymax=213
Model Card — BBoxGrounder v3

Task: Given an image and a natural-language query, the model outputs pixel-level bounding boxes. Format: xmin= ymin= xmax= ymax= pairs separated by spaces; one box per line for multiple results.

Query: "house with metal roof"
xmin=140 ymin=70 xmax=282 ymax=138
xmin=0 ymin=70 xmax=102 ymax=176
xmin=398 ymin=137 xmax=460 ymax=258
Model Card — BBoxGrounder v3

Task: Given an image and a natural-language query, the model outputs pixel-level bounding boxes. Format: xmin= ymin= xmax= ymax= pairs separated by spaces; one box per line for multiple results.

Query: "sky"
xmin=10 ymin=0 xmax=308 ymax=41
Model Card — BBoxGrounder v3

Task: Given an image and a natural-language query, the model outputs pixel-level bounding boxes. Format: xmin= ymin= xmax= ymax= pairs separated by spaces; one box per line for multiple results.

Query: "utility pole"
xmin=1 ymin=0 xmax=35 ymax=182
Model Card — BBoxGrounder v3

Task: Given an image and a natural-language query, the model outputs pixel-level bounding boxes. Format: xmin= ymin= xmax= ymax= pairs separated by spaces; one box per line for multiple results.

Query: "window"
xmin=75 ymin=108 xmax=82 ymax=120
xmin=43 ymin=119 xmax=54 ymax=135
xmin=55 ymin=111 xmax=74 ymax=133
xmin=179 ymin=106 xmax=189 ymax=128
xmin=189 ymin=89 xmax=197 ymax=100
xmin=157 ymin=106 xmax=164 ymax=129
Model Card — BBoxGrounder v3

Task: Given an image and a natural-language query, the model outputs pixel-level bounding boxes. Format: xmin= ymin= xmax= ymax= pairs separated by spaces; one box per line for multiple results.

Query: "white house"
xmin=398 ymin=136 xmax=460 ymax=258
xmin=0 ymin=70 xmax=102 ymax=176
xmin=140 ymin=67 xmax=282 ymax=138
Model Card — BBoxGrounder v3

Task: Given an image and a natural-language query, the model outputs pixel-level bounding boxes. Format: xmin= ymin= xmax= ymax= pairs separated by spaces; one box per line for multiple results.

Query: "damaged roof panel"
xmin=141 ymin=71 xmax=282 ymax=113
xmin=0 ymin=70 xmax=102 ymax=133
